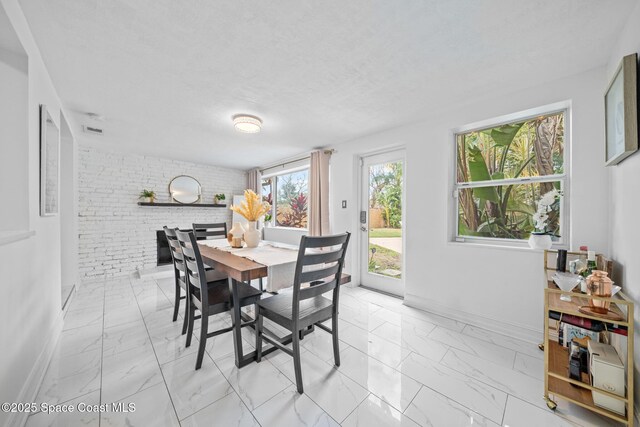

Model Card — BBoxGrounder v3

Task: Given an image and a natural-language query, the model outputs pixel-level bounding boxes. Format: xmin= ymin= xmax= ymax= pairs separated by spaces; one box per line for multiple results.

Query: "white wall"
xmin=0 ymin=1 xmax=79 ymax=425
xmin=77 ymin=145 xmax=246 ymax=278
xmin=59 ymin=113 xmax=78 ymax=304
xmin=330 ymin=66 xmax=609 ymax=342
xmin=606 ymin=0 xmax=640 ymax=413
xmin=0 ymin=44 xmax=28 ymax=231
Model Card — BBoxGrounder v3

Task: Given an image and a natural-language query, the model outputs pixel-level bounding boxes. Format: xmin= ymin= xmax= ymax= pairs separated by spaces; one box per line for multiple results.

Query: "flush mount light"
xmin=233 ymin=114 xmax=262 ymax=133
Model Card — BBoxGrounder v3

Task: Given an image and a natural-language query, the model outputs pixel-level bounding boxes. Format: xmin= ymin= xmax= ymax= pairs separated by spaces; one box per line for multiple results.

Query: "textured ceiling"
xmin=18 ymin=0 xmax=636 ymax=169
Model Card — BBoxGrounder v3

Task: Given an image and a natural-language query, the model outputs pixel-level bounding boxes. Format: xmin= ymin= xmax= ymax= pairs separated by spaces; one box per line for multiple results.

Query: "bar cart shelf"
xmin=543 ymin=250 xmax=634 ymax=425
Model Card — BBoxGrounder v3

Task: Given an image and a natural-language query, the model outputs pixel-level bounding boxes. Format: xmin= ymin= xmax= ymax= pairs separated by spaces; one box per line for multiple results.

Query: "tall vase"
xmin=528 ymin=233 xmax=552 ymax=250
xmin=243 ymin=221 xmax=261 ymax=248
xmin=228 ymin=222 xmax=245 ymax=244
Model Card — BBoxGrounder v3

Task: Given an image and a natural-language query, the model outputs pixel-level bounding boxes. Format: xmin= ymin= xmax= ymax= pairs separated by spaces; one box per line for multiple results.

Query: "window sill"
xmin=447 ymin=240 xmax=568 ymax=253
xmin=0 ymin=230 xmax=36 ymax=246
xmin=266 ymin=226 xmax=308 ymax=232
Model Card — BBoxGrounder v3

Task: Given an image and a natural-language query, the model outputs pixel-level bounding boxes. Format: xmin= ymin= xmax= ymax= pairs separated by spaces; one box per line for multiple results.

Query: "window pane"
xmin=457 ymin=181 xmax=562 ymax=240
xmin=261 ymin=178 xmax=273 ymax=222
xmin=275 ymin=169 xmax=308 ymax=228
xmin=457 ymin=112 xmax=564 ymax=183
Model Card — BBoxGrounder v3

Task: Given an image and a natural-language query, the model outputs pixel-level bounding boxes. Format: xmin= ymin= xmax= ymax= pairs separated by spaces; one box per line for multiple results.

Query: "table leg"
xmin=229 ymin=276 xmax=291 ymax=368
xmin=229 ymin=277 xmax=245 ymax=368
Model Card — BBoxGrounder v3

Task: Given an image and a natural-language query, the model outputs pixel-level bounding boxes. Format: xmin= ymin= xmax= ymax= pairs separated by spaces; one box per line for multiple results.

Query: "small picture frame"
xmin=605 ymin=53 xmax=638 ymax=166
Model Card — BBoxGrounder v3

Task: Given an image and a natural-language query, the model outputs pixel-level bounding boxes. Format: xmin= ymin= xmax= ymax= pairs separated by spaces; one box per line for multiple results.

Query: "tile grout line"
xmin=98 ymin=277 xmax=106 ymax=427
xmin=128 ymin=274 xmax=184 ymax=425
xmin=143 ymin=274 xmax=248 ymax=424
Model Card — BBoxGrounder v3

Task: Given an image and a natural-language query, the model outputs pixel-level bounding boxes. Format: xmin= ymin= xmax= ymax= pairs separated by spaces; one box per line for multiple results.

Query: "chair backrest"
xmin=175 ymin=230 xmax=210 ymax=305
xmin=164 ymin=226 xmax=184 ymax=274
xmin=291 ymin=233 xmax=350 ymax=320
xmin=192 ymin=222 xmax=227 ymax=241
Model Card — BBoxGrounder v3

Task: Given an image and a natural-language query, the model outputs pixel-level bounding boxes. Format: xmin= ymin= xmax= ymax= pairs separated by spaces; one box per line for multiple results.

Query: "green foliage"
xmin=457 ymin=113 xmax=564 ymax=240
xmin=369 ymin=162 xmax=403 ymax=228
xmin=139 ymin=189 xmax=156 ymax=198
xmin=369 ymin=228 xmax=402 ymax=238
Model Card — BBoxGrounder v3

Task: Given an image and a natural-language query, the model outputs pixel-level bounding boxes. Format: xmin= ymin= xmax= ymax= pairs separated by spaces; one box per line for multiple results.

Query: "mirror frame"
xmin=168 ymin=175 xmax=202 ymax=204
xmin=40 ymin=104 xmax=60 ymax=216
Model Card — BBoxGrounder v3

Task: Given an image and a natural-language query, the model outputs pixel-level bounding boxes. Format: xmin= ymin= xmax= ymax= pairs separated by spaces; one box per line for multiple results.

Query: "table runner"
xmin=198 ymin=240 xmax=299 ymax=292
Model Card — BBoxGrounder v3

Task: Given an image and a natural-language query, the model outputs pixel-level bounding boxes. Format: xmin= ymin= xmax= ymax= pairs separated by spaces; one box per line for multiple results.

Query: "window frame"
xmin=262 ymin=164 xmax=310 ymax=230
xmin=450 ymin=102 xmax=571 ymax=249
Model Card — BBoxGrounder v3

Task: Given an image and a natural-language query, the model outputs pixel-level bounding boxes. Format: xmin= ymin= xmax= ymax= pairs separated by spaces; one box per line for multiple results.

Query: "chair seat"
xmin=192 ymin=281 xmax=262 ymax=312
xmin=258 ymin=294 xmax=333 ymax=330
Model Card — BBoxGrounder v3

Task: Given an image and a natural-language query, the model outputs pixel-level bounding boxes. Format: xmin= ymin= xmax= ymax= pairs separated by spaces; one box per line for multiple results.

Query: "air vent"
xmin=83 ymin=125 xmax=103 ymax=135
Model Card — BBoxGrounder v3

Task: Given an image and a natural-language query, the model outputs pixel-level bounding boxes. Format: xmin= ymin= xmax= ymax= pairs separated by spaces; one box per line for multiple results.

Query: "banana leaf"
xmin=491 ymin=123 xmax=524 ymax=147
xmin=467 ymin=146 xmax=499 ymax=202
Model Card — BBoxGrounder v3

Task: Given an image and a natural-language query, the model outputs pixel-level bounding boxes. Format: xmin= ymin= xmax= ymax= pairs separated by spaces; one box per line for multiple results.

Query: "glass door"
xmin=360 ymin=150 xmax=405 ymax=296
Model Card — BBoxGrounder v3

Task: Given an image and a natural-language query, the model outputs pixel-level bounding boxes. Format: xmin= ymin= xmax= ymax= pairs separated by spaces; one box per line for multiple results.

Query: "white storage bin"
xmin=588 ymin=341 xmax=625 ymax=415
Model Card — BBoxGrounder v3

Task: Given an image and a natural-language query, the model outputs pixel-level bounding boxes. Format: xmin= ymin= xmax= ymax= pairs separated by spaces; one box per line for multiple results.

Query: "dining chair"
xmin=175 ymin=230 xmax=263 ymax=370
xmin=164 ymin=226 xmax=190 ymax=334
xmin=164 ymin=226 xmax=229 ymax=335
xmin=255 ymin=232 xmax=351 ymax=393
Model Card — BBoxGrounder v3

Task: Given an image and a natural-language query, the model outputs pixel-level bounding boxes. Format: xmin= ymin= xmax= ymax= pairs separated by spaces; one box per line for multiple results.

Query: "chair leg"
xmin=185 ymin=303 xmax=195 ymax=348
xmin=181 ymin=287 xmax=189 ymax=335
xmin=292 ymin=329 xmax=304 ymax=394
xmin=255 ymin=309 xmax=264 ymax=363
xmin=196 ymin=310 xmax=208 ymax=370
xmin=172 ymin=280 xmax=180 ymax=322
xmin=332 ymin=312 xmax=340 ymax=366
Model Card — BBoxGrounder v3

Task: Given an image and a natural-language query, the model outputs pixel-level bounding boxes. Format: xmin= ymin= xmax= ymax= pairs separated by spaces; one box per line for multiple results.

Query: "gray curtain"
xmin=309 ymin=150 xmax=331 ymax=236
xmin=247 ymin=168 xmax=261 ymax=193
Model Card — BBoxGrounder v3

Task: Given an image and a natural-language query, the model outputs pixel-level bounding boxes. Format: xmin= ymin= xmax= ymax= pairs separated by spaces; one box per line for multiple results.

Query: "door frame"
xmin=358 ymin=147 xmax=407 ymax=297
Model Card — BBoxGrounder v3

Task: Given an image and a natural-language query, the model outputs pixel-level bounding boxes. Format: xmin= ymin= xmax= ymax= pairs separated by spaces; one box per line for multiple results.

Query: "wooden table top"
xmin=197 ymin=242 xmax=352 ymax=286
xmin=198 ymin=243 xmax=268 ymax=282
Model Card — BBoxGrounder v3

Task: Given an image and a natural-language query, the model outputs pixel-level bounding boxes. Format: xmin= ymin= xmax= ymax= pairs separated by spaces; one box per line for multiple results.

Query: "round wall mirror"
xmin=169 ymin=175 xmax=201 ymax=204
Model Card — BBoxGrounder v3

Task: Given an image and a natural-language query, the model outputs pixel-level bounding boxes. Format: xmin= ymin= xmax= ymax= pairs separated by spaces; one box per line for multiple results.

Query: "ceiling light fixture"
xmin=233 ymin=114 xmax=262 ymax=133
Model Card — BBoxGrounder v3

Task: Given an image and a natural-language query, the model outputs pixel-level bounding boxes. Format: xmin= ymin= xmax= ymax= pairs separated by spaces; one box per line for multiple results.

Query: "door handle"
xmin=360 ymin=226 xmax=367 ymax=232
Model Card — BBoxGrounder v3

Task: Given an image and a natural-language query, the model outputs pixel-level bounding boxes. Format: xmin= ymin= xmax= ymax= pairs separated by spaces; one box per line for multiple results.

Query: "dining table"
xmin=197 ymin=239 xmax=351 ymax=368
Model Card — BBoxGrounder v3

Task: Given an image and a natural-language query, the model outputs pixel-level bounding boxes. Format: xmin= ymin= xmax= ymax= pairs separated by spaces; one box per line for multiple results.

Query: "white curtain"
xmin=247 ymin=168 xmax=261 ymax=193
xmin=309 ymin=150 xmax=331 ymax=236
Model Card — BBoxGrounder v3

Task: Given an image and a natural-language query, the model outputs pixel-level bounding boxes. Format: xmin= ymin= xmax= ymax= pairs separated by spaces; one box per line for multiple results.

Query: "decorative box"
xmin=588 ymin=341 xmax=625 ymax=415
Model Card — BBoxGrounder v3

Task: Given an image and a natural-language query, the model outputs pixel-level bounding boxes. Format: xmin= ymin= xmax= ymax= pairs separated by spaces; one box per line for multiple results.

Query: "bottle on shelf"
xmin=584 ymin=251 xmax=597 ymax=277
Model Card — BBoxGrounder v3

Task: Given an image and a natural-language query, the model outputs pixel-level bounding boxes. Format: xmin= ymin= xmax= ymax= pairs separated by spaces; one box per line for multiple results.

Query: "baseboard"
xmin=6 ymin=311 xmax=64 ymax=427
xmin=404 ymin=293 xmax=542 ymax=344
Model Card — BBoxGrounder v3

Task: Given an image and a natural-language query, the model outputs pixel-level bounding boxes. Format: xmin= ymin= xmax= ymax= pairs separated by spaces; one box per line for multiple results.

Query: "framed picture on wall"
xmin=40 ymin=104 xmax=60 ymax=216
xmin=605 ymin=53 xmax=638 ymax=166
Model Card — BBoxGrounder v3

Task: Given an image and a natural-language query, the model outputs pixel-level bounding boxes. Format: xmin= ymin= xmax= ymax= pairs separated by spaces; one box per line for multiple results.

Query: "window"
xmin=262 ymin=168 xmax=309 ymax=229
xmin=454 ymin=108 xmax=568 ymax=245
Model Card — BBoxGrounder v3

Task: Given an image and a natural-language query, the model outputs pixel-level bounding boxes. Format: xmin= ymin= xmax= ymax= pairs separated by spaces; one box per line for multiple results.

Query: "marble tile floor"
xmin=25 ymin=271 xmax=622 ymax=427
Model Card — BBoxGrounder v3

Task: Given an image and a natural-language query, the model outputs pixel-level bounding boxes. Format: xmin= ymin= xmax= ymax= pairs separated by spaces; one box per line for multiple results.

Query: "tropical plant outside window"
xmin=261 ymin=168 xmax=309 ymax=229
xmin=455 ymin=110 xmax=566 ymax=243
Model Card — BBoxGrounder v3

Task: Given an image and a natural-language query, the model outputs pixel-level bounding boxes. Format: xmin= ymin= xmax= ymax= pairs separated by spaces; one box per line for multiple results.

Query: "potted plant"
xmin=214 ymin=193 xmax=226 ymax=205
xmin=139 ymin=189 xmax=156 ymax=203
xmin=529 ymin=189 xmax=562 ymax=250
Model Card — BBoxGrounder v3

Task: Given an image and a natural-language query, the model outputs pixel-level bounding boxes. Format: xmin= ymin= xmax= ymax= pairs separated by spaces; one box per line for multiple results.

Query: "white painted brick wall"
xmin=78 ymin=145 xmax=246 ymax=279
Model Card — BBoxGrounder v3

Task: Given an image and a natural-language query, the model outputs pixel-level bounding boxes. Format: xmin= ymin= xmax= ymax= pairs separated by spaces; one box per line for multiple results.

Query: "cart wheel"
xmin=538 ymin=343 xmax=545 ymax=351
xmin=546 ymin=399 xmax=557 ymax=410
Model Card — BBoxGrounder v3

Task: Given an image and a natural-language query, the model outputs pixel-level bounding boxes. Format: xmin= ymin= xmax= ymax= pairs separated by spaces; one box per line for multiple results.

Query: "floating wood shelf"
xmin=137 ymin=202 xmax=227 ymax=208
